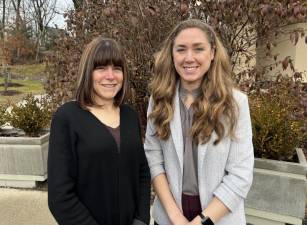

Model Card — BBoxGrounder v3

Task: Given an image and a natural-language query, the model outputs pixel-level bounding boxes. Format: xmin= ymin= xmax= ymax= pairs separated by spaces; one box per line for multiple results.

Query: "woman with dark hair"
xmin=48 ymin=36 xmax=151 ymax=225
xmin=145 ymin=19 xmax=254 ymax=225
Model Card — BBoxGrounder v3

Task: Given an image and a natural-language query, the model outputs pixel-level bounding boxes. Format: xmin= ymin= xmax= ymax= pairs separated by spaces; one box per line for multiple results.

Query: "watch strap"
xmin=199 ymin=213 xmax=214 ymax=225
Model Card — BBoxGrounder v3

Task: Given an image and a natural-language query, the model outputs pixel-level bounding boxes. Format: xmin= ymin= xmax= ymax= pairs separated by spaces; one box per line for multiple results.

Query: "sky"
xmin=50 ymin=0 xmax=74 ymax=29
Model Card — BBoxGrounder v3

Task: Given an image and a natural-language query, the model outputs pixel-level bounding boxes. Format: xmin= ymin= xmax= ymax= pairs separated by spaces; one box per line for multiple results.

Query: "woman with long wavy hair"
xmin=144 ymin=19 xmax=254 ymax=225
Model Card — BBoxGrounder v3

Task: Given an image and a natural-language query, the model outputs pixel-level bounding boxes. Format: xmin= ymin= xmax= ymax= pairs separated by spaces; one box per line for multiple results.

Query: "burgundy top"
xmin=105 ymin=125 xmax=120 ymax=152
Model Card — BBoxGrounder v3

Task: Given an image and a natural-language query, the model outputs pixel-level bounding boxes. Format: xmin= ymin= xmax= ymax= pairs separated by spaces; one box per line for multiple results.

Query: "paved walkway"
xmin=0 ymin=186 xmax=57 ymax=225
xmin=0 ymin=182 xmax=154 ymax=225
xmin=0 ymin=182 xmax=306 ymax=225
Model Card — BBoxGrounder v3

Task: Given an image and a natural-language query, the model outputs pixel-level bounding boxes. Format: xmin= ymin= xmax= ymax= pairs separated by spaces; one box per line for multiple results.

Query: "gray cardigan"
xmin=144 ymin=84 xmax=254 ymax=225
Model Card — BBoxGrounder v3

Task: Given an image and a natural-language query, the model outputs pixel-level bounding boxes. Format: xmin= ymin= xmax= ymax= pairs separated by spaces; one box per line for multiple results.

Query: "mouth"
xmin=100 ymin=84 xmax=117 ymax=88
xmin=183 ymin=66 xmax=199 ymax=72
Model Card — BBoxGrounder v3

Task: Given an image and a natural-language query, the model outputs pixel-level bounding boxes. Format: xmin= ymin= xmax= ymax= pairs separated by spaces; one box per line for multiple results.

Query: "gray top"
xmin=179 ymin=85 xmax=201 ymax=195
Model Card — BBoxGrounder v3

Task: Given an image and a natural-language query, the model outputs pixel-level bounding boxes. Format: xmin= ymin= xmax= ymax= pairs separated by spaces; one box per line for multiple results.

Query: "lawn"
xmin=0 ymin=63 xmax=46 ymax=104
xmin=8 ymin=63 xmax=46 ymax=79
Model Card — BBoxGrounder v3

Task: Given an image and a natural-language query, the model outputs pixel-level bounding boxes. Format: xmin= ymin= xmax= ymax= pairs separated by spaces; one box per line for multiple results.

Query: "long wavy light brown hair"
xmin=149 ymin=19 xmax=238 ymax=145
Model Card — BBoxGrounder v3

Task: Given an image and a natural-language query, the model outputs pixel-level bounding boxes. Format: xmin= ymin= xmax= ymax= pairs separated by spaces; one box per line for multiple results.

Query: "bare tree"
xmin=11 ymin=0 xmax=22 ymax=25
xmin=1 ymin=0 xmax=9 ymax=92
xmin=29 ymin=0 xmax=57 ymax=61
xmin=1 ymin=0 xmax=7 ymax=38
xmin=10 ymin=0 xmax=24 ymax=60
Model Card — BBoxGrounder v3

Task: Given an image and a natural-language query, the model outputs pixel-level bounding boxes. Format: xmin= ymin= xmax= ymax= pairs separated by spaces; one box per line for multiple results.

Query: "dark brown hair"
xmin=75 ymin=36 xmax=128 ymax=107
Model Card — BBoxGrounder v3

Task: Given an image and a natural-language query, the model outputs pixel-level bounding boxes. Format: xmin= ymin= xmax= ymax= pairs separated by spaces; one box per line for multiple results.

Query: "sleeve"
xmin=213 ymin=94 xmax=254 ymax=212
xmin=132 ymin=218 xmax=148 ymax=225
xmin=144 ymin=97 xmax=165 ymax=180
xmin=47 ymin=109 xmax=99 ymax=225
xmin=134 ymin=114 xmax=151 ymax=225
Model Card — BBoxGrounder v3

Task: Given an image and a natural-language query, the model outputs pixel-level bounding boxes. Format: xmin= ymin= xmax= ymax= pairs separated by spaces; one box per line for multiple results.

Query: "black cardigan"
xmin=48 ymin=101 xmax=151 ymax=225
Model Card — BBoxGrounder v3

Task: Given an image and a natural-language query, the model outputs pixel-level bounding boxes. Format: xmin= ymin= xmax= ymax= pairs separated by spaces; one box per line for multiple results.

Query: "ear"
xmin=210 ymin=48 xmax=215 ymax=61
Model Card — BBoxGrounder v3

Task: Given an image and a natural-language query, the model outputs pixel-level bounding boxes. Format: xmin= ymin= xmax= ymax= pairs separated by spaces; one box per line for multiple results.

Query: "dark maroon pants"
xmin=154 ymin=193 xmax=202 ymax=224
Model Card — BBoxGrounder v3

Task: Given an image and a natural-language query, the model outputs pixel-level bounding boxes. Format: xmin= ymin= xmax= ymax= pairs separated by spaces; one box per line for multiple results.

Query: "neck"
xmin=179 ymin=81 xmax=202 ymax=108
xmin=180 ymin=80 xmax=202 ymax=92
xmin=93 ymin=96 xmax=116 ymax=110
xmin=90 ymin=104 xmax=117 ymax=113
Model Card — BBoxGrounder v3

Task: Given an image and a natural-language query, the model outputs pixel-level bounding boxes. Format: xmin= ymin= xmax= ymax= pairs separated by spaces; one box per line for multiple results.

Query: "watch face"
xmin=203 ymin=217 xmax=214 ymax=225
xmin=199 ymin=213 xmax=214 ymax=225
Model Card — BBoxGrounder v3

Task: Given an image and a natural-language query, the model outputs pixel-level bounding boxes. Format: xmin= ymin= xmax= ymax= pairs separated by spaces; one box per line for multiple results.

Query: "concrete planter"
xmin=0 ymin=133 xmax=49 ymax=188
xmin=246 ymin=148 xmax=307 ymax=225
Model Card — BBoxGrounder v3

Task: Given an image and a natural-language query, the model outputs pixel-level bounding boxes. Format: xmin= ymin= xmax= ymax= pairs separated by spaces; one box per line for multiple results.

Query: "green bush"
xmin=0 ymin=103 xmax=8 ymax=128
xmin=7 ymin=94 xmax=52 ymax=137
xmin=250 ymin=79 xmax=306 ymax=161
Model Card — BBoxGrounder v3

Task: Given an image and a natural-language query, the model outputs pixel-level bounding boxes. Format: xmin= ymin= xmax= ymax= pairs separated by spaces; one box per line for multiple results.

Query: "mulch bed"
xmin=0 ymin=90 xmax=21 ymax=96
xmin=0 ymin=83 xmax=24 ymax=87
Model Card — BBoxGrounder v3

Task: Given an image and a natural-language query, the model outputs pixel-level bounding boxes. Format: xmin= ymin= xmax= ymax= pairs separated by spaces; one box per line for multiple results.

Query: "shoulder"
xmin=54 ymin=101 xmax=82 ymax=119
xmin=232 ymin=89 xmax=251 ymax=122
xmin=121 ymin=104 xmax=142 ymax=133
xmin=121 ymin=104 xmax=138 ymax=116
xmin=232 ymin=88 xmax=249 ymax=105
xmin=121 ymin=104 xmax=142 ymax=127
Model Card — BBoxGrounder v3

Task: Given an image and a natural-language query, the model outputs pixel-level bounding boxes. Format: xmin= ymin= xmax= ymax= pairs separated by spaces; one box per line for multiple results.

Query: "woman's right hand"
xmin=170 ymin=213 xmax=189 ymax=225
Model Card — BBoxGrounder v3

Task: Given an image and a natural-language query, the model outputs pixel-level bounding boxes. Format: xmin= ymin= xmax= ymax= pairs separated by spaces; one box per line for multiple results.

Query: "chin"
xmin=182 ymin=77 xmax=201 ymax=83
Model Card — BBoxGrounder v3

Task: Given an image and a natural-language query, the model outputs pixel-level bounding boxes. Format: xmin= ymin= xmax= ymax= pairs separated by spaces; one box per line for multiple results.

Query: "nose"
xmin=105 ymin=67 xmax=115 ymax=80
xmin=184 ymin=49 xmax=195 ymax=62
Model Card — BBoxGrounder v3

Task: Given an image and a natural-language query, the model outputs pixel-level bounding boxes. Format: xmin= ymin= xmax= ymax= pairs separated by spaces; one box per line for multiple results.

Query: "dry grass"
xmin=0 ymin=63 xmax=46 ymax=104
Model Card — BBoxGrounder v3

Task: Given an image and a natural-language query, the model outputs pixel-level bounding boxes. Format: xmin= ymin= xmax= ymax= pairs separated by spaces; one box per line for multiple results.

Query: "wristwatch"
xmin=199 ymin=212 xmax=214 ymax=225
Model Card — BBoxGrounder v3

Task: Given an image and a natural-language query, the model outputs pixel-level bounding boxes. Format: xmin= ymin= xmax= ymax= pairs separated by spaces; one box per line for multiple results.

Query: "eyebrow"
xmin=174 ymin=42 xmax=205 ymax=48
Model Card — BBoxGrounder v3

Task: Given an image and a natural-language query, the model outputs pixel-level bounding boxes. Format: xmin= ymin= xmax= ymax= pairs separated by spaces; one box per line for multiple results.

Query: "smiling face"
xmin=92 ymin=64 xmax=123 ymax=105
xmin=172 ymin=27 xmax=215 ymax=90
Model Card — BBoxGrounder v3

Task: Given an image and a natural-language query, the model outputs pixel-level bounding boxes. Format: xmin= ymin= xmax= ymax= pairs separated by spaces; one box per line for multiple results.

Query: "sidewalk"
xmin=0 ymin=183 xmax=306 ymax=225
xmin=0 ymin=183 xmax=57 ymax=225
xmin=0 ymin=182 xmax=154 ymax=225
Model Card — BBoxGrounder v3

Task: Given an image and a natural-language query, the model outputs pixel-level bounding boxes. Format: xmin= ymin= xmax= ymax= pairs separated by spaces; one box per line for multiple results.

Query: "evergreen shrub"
xmin=7 ymin=94 xmax=52 ymax=137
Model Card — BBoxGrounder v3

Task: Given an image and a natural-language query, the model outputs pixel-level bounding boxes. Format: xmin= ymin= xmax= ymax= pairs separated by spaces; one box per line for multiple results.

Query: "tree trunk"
xmin=11 ymin=0 xmax=23 ymax=62
xmin=1 ymin=0 xmax=9 ymax=93
xmin=4 ymin=71 xmax=9 ymax=93
xmin=35 ymin=31 xmax=41 ymax=62
xmin=1 ymin=0 xmax=5 ymax=39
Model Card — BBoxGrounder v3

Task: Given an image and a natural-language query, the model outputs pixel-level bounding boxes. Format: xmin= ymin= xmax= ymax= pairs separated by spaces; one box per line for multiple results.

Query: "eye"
xmin=176 ymin=48 xmax=185 ymax=52
xmin=114 ymin=66 xmax=122 ymax=71
xmin=95 ymin=66 xmax=106 ymax=71
xmin=195 ymin=47 xmax=204 ymax=52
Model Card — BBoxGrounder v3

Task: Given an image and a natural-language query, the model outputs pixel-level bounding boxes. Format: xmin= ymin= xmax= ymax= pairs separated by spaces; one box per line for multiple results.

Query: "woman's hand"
xmin=171 ymin=214 xmax=189 ymax=225
xmin=187 ymin=216 xmax=201 ymax=225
